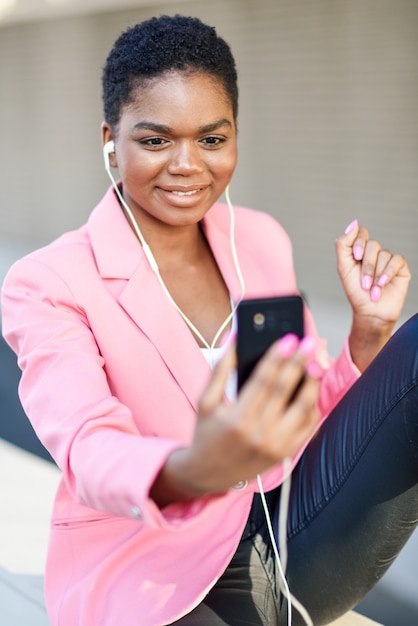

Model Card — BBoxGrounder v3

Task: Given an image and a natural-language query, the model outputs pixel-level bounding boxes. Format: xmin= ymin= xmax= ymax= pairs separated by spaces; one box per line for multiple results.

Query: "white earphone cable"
xmin=104 ymin=156 xmax=245 ymax=354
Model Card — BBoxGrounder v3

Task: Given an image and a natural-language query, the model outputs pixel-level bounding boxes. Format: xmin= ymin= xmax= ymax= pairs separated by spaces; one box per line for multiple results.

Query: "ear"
xmin=101 ymin=122 xmax=118 ymax=168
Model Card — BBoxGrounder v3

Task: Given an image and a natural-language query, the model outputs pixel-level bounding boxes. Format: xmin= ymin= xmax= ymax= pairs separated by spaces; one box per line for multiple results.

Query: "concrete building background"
xmin=0 ymin=1 xmax=417 ymax=624
xmin=0 ymin=0 xmax=417 ymax=335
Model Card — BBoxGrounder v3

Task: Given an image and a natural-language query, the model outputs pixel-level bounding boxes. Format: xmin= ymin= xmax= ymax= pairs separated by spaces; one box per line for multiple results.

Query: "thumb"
xmin=336 ymin=218 xmax=360 ymax=250
xmin=335 ymin=218 xmax=358 ymax=272
xmin=335 ymin=218 xmax=368 ymax=268
xmin=199 ymin=343 xmax=237 ymax=417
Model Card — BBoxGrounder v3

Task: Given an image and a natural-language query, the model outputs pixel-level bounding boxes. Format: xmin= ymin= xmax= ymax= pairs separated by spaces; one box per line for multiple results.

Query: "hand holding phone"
xmin=173 ymin=294 xmax=318 ymax=497
xmin=237 ymin=295 xmax=304 ymax=390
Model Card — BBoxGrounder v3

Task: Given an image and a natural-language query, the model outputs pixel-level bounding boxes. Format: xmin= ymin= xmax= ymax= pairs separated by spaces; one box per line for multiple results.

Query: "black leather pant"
xmin=172 ymin=314 xmax=418 ymax=625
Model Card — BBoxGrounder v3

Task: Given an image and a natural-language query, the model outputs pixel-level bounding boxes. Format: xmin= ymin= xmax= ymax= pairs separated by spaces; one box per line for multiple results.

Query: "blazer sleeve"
xmin=303 ymin=305 xmax=360 ymax=421
xmin=247 ymin=210 xmax=361 ymax=420
xmin=1 ymin=257 xmax=224 ymax=530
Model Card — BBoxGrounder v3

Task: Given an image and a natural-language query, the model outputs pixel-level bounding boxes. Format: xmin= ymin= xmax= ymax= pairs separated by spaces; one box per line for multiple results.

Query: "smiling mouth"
xmin=169 ymin=189 xmax=202 ymax=197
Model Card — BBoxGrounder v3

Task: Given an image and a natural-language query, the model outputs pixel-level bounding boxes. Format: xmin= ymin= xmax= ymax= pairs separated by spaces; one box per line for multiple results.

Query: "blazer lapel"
xmin=118 ymin=262 xmax=212 ymax=411
xmin=88 ymin=187 xmax=212 ymax=412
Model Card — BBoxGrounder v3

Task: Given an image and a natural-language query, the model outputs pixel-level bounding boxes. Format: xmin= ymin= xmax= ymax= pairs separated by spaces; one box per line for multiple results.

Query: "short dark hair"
xmin=102 ymin=14 xmax=238 ymax=132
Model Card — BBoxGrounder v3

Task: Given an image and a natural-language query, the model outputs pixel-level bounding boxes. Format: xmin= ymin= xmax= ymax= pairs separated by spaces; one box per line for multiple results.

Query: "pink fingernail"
xmin=371 ymin=286 xmax=381 ymax=302
xmin=277 ymin=333 xmax=299 ymax=358
xmin=353 ymin=246 xmax=364 ymax=261
xmin=361 ymin=275 xmax=373 ymax=290
xmin=344 ymin=219 xmax=358 ymax=235
xmin=306 ymin=360 xmax=325 ymax=380
xmin=377 ymin=273 xmax=389 ymax=287
xmin=299 ymin=335 xmax=318 ymax=358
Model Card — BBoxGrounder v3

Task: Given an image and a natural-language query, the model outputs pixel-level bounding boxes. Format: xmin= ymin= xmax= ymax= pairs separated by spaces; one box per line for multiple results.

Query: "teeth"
xmin=171 ymin=189 xmax=200 ymax=196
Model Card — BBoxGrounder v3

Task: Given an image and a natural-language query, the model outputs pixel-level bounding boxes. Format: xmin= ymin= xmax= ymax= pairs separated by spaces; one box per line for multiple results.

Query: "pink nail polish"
xmin=371 ymin=286 xmax=381 ymax=302
xmin=361 ymin=275 xmax=373 ymax=290
xmin=377 ymin=273 xmax=389 ymax=287
xmin=344 ymin=219 xmax=358 ymax=235
xmin=306 ymin=360 xmax=325 ymax=380
xmin=299 ymin=335 xmax=318 ymax=358
xmin=353 ymin=246 xmax=364 ymax=261
xmin=277 ymin=334 xmax=299 ymax=358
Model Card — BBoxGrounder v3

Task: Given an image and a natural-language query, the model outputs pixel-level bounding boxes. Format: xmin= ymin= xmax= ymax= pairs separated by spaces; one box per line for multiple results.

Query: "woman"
xmin=1 ymin=14 xmax=417 ymax=626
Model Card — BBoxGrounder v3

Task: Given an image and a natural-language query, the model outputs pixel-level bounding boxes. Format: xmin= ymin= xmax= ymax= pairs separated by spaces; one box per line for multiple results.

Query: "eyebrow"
xmin=132 ymin=118 xmax=233 ymax=134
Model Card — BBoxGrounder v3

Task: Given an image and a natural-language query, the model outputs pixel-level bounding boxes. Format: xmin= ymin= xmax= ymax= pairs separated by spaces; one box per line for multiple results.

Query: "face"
xmin=102 ymin=71 xmax=238 ymax=235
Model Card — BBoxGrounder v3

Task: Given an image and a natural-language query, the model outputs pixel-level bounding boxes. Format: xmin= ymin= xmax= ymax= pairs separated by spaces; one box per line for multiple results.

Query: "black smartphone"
xmin=237 ymin=295 xmax=304 ymax=390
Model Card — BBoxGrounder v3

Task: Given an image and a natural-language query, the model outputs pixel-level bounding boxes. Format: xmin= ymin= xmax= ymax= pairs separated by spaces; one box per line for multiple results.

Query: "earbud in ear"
xmin=103 ymin=140 xmax=115 ymax=169
xmin=104 ymin=140 xmax=115 ymax=155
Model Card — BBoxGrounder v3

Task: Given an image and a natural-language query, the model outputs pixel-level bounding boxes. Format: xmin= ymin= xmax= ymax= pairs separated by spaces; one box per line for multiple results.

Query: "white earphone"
xmin=103 ymin=140 xmax=115 ymax=170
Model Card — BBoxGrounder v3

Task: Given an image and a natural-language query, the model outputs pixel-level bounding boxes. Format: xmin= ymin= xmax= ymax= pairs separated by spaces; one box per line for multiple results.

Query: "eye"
xmin=139 ymin=137 xmax=169 ymax=148
xmin=200 ymin=136 xmax=226 ymax=147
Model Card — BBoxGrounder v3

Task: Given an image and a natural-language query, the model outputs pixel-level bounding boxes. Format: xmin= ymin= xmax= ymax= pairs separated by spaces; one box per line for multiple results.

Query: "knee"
xmin=395 ymin=313 xmax=418 ymax=345
xmin=385 ymin=314 xmax=418 ymax=372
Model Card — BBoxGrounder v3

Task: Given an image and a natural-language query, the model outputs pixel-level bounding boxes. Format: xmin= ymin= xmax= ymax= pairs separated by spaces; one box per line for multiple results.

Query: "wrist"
xmin=150 ymin=447 xmax=214 ymax=508
xmin=349 ymin=316 xmax=393 ymax=372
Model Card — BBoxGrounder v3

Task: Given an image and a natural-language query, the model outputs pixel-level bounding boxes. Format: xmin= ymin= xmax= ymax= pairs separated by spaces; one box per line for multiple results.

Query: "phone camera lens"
xmin=253 ymin=312 xmax=265 ymax=331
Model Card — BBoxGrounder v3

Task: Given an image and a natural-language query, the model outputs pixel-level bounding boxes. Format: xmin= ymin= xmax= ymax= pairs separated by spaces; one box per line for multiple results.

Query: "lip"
xmin=157 ymin=185 xmax=210 ymax=206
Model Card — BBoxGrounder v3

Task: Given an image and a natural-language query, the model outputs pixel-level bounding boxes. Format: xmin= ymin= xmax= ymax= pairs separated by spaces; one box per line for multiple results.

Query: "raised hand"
xmin=335 ymin=219 xmax=411 ymax=370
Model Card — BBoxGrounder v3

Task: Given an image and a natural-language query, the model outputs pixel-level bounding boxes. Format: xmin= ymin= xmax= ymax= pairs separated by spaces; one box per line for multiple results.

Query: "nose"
xmin=167 ymin=141 xmax=204 ymax=176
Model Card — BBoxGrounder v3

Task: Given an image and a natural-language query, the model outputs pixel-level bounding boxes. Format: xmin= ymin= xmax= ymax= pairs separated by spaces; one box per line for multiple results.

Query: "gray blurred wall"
xmin=0 ymin=0 xmax=417 ymax=332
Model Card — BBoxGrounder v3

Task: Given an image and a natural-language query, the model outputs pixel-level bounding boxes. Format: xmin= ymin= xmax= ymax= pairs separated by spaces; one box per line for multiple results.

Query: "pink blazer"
xmin=1 ymin=187 xmax=359 ymax=626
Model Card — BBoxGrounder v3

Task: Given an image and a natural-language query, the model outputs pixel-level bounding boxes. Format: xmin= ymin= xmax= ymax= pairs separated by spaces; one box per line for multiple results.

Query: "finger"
xmin=239 ymin=335 xmax=317 ymax=428
xmin=336 ymin=219 xmax=369 ymax=251
xmin=359 ymin=240 xmax=385 ymax=291
xmin=371 ymin=252 xmax=411 ymax=302
xmin=351 ymin=226 xmax=370 ymax=262
xmin=274 ymin=376 xmax=320 ymax=453
xmin=199 ymin=345 xmax=236 ymax=416
xmin=260 ymin=336 xmax=320 ymax=427
xmin=344 ymin=218 xmax=359 ymax=237
xmin=237 ymin=334 xmax=301 ymax=404
xmin=256 ymin=358 xmax=307 ymax=427
xmin=335 ymin=219 xmax=359 ymax=258
xmin=305 ymin=359 xmax=326 ymax=380
xmin=335 ymin=220 xmax=369 ymax=270
xmin=240 ymin=334 xmax=308 ymax=401
xmin=257 ymin=375 xmax=319 ymax=461
xmin=376 ymin=252 xmax=411 ymax=285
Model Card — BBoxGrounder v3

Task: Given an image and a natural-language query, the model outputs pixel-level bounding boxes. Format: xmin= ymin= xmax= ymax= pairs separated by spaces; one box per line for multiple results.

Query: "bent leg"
xmin=279 ymin=314 xmax=418 ymax=625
